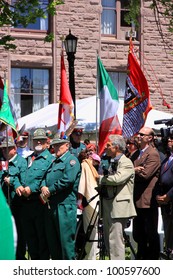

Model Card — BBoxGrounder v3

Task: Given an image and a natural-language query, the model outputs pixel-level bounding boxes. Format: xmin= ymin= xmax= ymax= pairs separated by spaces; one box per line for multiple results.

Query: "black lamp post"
xmin=64 ymin=29 xmax=78 ymax=119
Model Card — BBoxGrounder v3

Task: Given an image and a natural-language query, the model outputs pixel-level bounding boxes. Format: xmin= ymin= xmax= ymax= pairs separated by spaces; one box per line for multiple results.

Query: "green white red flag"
xmin=98 ymin=57 xmax=122 ymax=156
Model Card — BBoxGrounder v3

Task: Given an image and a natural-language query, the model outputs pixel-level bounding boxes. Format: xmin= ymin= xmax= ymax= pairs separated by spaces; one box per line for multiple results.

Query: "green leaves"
xmin=124 ymin=0 xmax=140 ymax=29
xmin=0 ymin=0 xmax=64 ymax=49
xmin=128 ymin=0 xmax=173 ymax=34
xmin=0 ymin=35 xmax=16 ymax=50
xmin=44 ymin=33 xmax=54 ymax=42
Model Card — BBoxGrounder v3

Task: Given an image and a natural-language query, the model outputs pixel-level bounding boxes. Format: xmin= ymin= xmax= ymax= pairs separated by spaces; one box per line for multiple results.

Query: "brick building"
xmin=0 ymin=0 xmax=173 ymax=120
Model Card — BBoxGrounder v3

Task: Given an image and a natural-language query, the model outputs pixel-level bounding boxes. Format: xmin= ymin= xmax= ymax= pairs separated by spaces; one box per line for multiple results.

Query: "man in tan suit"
xmin=99 ymin=135 xmax=136 ymax=260
xmin=133 ymin=126 xmax=161 ymax=260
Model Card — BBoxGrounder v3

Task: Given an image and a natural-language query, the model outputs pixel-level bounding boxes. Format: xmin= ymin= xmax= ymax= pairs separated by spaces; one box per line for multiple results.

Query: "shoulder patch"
xmin=70 ymin=160 xmax=76 ymax=166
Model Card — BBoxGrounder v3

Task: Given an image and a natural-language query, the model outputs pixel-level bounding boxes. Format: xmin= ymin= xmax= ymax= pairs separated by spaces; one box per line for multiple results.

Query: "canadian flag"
xmin=0 ymin=160 xmax=8 ymax=171
xmin=57 ymin=51 xmax=74 ymax=135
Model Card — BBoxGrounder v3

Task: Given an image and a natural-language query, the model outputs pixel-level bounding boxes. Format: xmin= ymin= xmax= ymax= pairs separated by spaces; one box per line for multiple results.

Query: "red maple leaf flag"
xmin=57 ymin=52 xmax=74 ymax=135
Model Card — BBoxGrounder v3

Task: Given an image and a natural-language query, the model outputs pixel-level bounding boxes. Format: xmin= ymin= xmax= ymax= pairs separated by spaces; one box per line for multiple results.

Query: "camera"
xmin=154 ymin=118 xmax=173 ymax=139
xmin=154 ymin=118 xmax=173 ymax=154
xmin=160 ymin=127 xmax=173 ymax=139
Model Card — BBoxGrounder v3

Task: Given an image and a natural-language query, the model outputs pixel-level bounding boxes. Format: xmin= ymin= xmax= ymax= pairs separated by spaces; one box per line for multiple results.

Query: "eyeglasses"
xmin=139 ymin=133 xmax=150 ymax=137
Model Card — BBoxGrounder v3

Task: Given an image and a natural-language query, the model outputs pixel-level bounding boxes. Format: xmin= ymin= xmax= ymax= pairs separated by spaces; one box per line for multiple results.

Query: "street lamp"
xmin=64 ymin=29 xmax=78 ymax=119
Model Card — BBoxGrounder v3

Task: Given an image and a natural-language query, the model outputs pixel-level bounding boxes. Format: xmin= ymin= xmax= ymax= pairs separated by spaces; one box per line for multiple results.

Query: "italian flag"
xmin=98 ymin=57 xmax=122 ymax=156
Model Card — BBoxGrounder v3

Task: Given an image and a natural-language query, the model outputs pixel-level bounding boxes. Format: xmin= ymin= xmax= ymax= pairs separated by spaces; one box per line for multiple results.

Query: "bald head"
xmin=138 ymin=126 xmax=154 ymax=149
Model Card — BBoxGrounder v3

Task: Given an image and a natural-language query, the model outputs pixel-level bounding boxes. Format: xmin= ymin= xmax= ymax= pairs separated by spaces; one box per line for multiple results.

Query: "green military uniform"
xmin=21 ymin=129 xmax=55 ymax=260
xmin=43 ymin=149 xmax=81 ymax=260
xmin=70 ymin=142 xmax=86 ymax=158
xmin=1 ymin=154 xmax=27 ymax=201
xmin=0 ymin=137 xmax=27 ymax=259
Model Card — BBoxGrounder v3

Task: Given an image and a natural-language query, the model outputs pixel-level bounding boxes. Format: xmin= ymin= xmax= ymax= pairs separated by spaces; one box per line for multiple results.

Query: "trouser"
xmin=45 ymin=203 xmax=77 ymax=260
xmin=11 ymin=203 xmax=27 ymax=260
xmin=161 ymin=205 xmax=173 ymax=250
xmin=21 ymin=199 xmax=50 ymax=260
xmin=102 ymin=200 xmax=128 ymax=260
xmin=83 ymin=205 xmax=99 ymax=260
xmin=133 ymin=207 xmax=160 ymax=260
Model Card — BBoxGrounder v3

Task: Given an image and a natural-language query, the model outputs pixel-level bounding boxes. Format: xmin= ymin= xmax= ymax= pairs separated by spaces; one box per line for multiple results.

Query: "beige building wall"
xmin=0 ymin=0 xmax=173 ymax=114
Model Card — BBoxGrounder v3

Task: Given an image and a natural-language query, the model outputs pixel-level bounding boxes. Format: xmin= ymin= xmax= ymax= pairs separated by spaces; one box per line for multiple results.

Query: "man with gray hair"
xmin=99 ymin=134 xmax=136 ymax=260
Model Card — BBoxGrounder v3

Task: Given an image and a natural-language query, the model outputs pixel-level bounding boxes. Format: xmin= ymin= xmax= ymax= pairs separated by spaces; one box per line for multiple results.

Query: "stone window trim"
xmin=101 ymin=0 xmax=139 ymax=42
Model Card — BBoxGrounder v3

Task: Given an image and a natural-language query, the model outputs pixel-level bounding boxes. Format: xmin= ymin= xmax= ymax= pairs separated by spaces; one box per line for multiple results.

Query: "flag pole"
xmin=95 ymin=52 xmax=99 ymax=153
xmin=3 ymin=71 xmax=10 ymax=206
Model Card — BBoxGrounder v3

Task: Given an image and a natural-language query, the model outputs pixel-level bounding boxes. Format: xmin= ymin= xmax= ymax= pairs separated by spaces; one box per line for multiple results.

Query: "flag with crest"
xmin=122 ymin=39 xmax=152 ymax=138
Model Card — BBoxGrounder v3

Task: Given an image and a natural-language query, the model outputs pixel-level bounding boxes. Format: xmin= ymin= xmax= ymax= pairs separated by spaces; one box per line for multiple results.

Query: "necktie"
xmin=164 ymin=156 xmax=173 ymax=170
xmin=138 ymin=150 xmax=143 ymax=159
xmin=168 ymin=155 xmax=173 ymax=165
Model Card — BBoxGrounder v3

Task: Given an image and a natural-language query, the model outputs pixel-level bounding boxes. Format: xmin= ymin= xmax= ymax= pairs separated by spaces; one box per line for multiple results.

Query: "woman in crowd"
xmin=77 ymin=150 xmax=100 ymax=259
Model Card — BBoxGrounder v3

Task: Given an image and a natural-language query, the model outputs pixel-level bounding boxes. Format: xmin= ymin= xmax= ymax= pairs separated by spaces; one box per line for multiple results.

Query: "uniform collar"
xmin=55 ymin=150 xmax=70 ymax=162
xmin=32 ymin=148 xmax=50 ymax=159
xmin=9 ymin=154 xmax=18 ymax=163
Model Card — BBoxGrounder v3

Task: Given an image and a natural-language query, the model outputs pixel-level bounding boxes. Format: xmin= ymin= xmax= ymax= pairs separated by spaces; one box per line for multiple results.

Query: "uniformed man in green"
xmin=21 ymin=128 xmax=54 ymax=260
xmin=41 ymin=135 xmax=81 ymax=259
xmin=69 ymin=125 xmax=86 ymax=158
xmin=0 ymin=136 xmax=27 ymax=260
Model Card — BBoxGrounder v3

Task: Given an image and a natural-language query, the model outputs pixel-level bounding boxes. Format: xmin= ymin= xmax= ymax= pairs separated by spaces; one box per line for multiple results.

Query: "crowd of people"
xmin=0 ymin=124 xmax=173 ymax=260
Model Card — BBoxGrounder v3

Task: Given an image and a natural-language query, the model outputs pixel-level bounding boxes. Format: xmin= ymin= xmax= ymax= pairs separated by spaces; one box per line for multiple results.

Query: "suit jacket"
xmin=100 ymin=154 xmax=136 ymax=219
xmin=134 ymin=145 xmax=161 ymax=208
xmin=128 ymin=149 xmax=140 ymax=163
xmin=159 ymin=156 xmax=173 ymax=198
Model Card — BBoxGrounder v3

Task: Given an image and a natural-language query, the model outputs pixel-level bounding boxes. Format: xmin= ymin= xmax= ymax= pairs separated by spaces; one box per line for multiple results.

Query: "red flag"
xmin=0 ymin=76 xmax=4 ymax=107
xmin=122 ymin=40 xmax=152 ymax=138
xmin=58 ymin=52 xmax=74 ymax=135
xmin=0 ymin=76 xmax=18 ymax=139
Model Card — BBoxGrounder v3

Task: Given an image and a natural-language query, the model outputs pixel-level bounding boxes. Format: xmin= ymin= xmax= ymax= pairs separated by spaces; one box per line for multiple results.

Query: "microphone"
xmin=154 ymin=118 xmax=173 ymax=125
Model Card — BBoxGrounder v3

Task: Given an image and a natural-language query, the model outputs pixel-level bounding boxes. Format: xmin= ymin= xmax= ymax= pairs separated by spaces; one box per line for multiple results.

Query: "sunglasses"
xmin=126 ymin=141 xmax=134 ymax=145
xmin=139 ymin=133 xmax=150 ymax=137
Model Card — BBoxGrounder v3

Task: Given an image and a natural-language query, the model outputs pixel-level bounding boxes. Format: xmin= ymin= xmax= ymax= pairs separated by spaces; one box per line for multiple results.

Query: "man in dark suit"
xmin=156 ymin=136 xmax=173 ymax=255
xmin=133 ymin=127 xmax=161 ymax=259
xmin=126 ymin=137 xmax=140 ymax=163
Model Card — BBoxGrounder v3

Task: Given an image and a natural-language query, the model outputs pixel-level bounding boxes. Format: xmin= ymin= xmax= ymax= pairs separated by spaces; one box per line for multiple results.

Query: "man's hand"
xmin=156 ymin=194 xmax=170 ymax=205
xmin=4 ymin=176 xmax=10 ymax=185
xmin=16 ymin=186 xmax=25 ymax=196
xmin=134 ymin=166 xmax=145 ymax=175
xmin=41 ymin=186 xmax=50 ymax=198
xmin=23 ymin=186 xmax=32 ymax=197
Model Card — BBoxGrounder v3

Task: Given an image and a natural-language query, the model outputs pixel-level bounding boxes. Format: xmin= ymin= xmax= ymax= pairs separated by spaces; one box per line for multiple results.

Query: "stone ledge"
xmin=10 ymin=55 xmax=52 ymax=67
